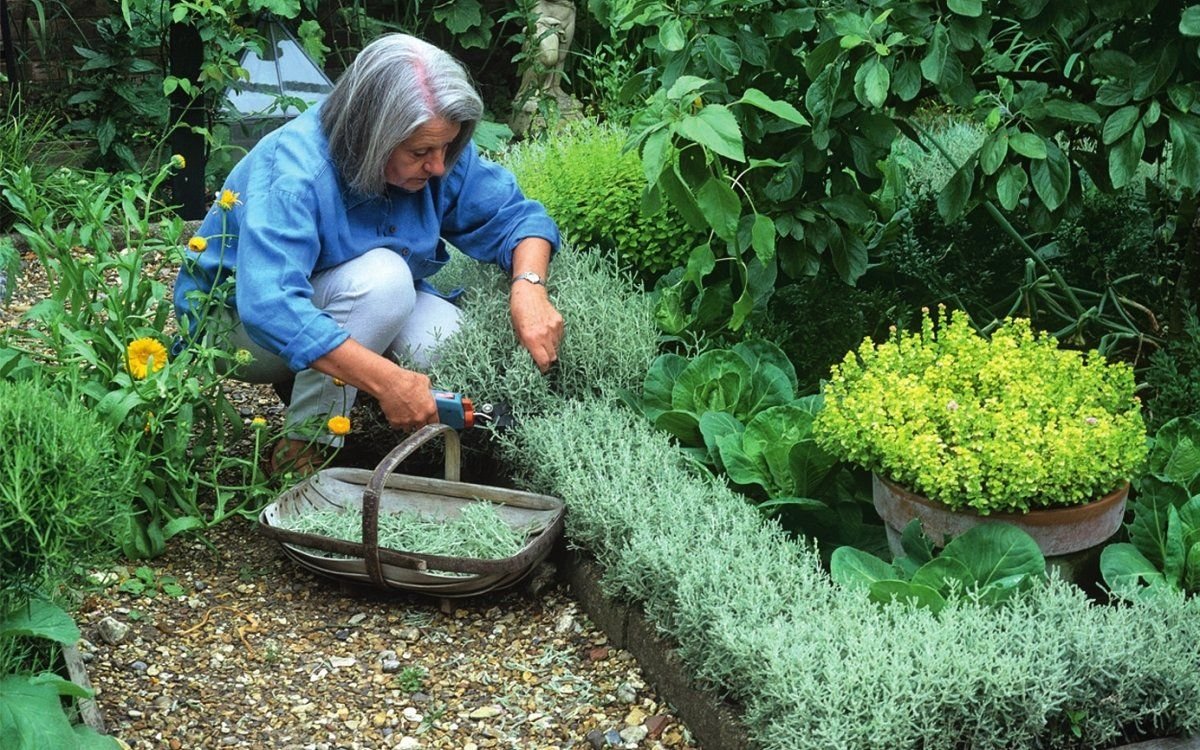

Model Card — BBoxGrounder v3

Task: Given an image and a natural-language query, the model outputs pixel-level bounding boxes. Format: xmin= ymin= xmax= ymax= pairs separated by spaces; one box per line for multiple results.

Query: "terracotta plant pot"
xmin=872 ymin=474 xmax=1130 ymax=557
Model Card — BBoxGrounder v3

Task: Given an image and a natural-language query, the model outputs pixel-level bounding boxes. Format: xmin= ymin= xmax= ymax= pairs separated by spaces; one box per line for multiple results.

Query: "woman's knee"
xmin=312 ymin=248 xmax=417 ymax=327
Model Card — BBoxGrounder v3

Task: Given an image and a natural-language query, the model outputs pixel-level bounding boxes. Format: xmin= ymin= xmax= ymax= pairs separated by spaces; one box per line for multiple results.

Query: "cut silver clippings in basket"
xmin=259 ymin=424 xmax=565 ymax=597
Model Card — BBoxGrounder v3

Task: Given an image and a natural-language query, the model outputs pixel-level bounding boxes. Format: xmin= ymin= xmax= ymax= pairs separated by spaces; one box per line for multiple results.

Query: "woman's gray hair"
xmin=321 ymin=34 xmax=484 ymax=195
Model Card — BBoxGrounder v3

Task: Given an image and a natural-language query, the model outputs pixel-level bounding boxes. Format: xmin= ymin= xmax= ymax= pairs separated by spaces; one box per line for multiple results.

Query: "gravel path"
xmin=77 ymin=516 xmax=701 ymax=750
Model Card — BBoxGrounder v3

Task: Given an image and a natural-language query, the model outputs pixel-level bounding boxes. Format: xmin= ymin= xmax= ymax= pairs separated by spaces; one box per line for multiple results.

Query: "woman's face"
xmin=384 ymin=117 xmax=462 ymax=192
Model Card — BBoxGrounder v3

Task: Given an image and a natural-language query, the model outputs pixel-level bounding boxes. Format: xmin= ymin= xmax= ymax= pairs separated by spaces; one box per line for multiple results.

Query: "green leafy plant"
xmin=501 ymin=119 xmax=703 ymax=278
xmin=831 ymin=521 xmax=1046 ymax=613
xmin=117 ymin=566 xmax=187 ymax=599
xmin=1143 ymin=306 xmax=1200 ymax=432
xmin=1 ymin=157 xmax=277 ymax=558
xmin=714 ymin=396 xmax=837 ymax=508
xmin=0 ymin=376 xmax=138 ymax=616
xmin=639 ymin=339 xmax=798 ymax=454
xmin=816 ymin=306 xmax=1148 ymax=514
xmin=1101 ymin=416 xmax=1200 ymax=598
xmin=0 ymin=598 xmax=121 ymax=749
xmin=607 ymin=0 xmax=1200 ymax=346
xmin=392 ymin=666 xmax=427 ymax=693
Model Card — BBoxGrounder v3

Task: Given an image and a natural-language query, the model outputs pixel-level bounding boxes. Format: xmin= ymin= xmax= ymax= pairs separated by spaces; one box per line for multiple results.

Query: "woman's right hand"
xmin=377 ymin=367 xmax=437 ymax=432
xmin=313 ymin=340 xmax=437 ymax=433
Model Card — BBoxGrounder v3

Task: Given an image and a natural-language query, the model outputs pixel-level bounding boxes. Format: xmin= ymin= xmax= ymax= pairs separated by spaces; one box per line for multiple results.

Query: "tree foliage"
xmin=606 ymin=0 xmax=1200 ymax=335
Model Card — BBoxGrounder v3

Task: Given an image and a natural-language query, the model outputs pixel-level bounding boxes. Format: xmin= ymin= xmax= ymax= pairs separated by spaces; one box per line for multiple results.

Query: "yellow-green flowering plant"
xmin=814 ymin=306 xmax=1149 ymax=515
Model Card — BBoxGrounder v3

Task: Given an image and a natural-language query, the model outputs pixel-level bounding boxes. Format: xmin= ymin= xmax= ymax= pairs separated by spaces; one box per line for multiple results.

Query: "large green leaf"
xmin=910 ymin=556 xmax=974 ymax=595
xmin=659 ymin=17 xmax=686 ymax=51
xmin=641 ymin=353 xmax=689 ymax=420
xmin=1164 ymin=506 xmax=1186 ymax=583
xmin=1128 ymin=495 xmax=1176 ymax=569
xmin=698 ymin=411 xmax=744 ymax=471
xmin=696 ymin=177 xmax=741 ymax=240
xmin=0 ymin=599 xmax=80 ymax=645
xmin=1030 ymin=142 xmax=1070 ymax=211
xmin=978 ymin=130 xmax=1008 ymax=175
xmin=1101 ymin=543 xmax=1169 ymax=594
xmin=1169 ymin=114 xmax=1200 ymax=191
xmin=735 ymin=88 xmax=809 ymax=126
xmin=1186 ymin=542 xmax=1200 ymax=593
xmin=1043 ymin=99 xmax=1101 ymax=125
xmin=1108 ymin=124 xmax=1145 ymax=189
xmin=1181 ymin=6 xmax=1200 ymax=36
xmin=996 ymin=164 xmax=1028 ymax=211
xmin=937 ymin=160 xmax=973 ymax=220
xmin=868 ymin=580 xmax=947 ymax=612
xmin=654 ymin=409 xmax=703 ymax=446
xmin=830 ymin=546 xmax=895 ymax=590
xmin=0 ymin=674 xmax=117 ymax=750
xmin=1008 ymin=132 xmax=1047 ymax=159
xmin=940 ymin=524 xmax=1045 ymax=588
xmin=1102 ymin=105 xmax=1140 ymax=145
xmin=675 ymin=105 xmax=745 ymax=162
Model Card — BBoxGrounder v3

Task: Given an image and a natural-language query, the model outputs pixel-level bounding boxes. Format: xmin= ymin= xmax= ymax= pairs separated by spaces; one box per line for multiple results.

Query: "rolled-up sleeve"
xmin=235 ymin=189 xmax=349 ymax=371
xmin=440 ymin=146 xmax=561 ymax=271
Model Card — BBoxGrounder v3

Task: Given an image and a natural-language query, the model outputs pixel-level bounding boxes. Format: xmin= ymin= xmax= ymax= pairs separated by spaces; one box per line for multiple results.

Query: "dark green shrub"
xmin=1142 ymin=307 xmax=1200 ymax=432
xmin=0 ymin=377 xmax=138 ymax=614
xmin=501 ymin=120 xmax=704 ymax=279
xmin=762 ymin=273 xmax=905 ymax=394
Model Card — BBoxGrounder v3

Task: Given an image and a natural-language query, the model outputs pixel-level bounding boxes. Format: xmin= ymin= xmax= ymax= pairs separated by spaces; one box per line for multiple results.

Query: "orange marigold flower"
xmin=217 ymin=189 xmax=241 ymax=211
xmin=327 ymin=416 xmax=351 ymax=436
xmin=126 ymin=337 xmax=168 ymax=379
xmin=187 ymin=235 xmax=208 ymax=253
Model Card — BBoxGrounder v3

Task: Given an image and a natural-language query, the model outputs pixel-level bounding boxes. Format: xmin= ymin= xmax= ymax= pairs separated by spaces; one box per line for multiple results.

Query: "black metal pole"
xmin=1 ymin=0 xmax=20 ymax=113
xmin=169 ymin=21 xmax=206 ymax=219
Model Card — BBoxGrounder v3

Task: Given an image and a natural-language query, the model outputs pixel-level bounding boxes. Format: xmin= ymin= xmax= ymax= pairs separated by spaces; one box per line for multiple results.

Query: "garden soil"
xmin=3 ymin=249 xmax=700 ymax=750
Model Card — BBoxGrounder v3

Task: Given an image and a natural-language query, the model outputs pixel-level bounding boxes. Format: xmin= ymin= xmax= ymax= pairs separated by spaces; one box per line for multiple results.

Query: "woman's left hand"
xmin=511 ymin=281 xmax=564 ymax=372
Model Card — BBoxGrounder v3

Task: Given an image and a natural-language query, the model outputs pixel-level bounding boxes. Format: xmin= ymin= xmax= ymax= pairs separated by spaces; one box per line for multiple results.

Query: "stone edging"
xmin=554 ymin=548 xmax=752 ymax=750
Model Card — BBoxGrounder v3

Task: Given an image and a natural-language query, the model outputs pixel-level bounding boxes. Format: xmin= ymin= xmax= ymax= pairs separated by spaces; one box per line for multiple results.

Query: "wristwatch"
xmin=511 ymin=271 xmax=544 ymax=287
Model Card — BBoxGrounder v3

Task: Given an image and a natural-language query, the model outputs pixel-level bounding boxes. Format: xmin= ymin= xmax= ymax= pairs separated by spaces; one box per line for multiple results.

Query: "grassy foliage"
xmin=422 ymin=245 xmax=659 ymax=421
xmin=0 ymin=377 xmax=138 ymax=614
xmin=506 ymin=398 xmax=1200 ymax=749
xmin=500 ymin=119 xmax=703 ymax=279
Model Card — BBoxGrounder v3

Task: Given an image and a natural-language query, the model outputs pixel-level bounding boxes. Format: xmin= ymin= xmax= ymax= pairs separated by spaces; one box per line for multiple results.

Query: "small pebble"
xmin=130 ymin=660 xmax=148 ymax=672
xmin=97 ymin=616 xmax=130 ymax=645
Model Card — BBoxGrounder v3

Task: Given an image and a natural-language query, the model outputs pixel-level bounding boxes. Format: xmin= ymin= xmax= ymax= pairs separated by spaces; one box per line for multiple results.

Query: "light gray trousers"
xmin=226 ymin=247 xmax=461 ymax=445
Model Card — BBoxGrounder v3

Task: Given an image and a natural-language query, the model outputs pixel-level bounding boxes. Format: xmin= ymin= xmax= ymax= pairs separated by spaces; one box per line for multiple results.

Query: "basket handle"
xmin=361 ymin=424 xmax=462 ymax=586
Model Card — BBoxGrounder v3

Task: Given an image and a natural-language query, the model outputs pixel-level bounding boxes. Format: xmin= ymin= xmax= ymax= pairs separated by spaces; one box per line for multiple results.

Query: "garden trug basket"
xmin=258 ymin=424 xmax=564 ymax=597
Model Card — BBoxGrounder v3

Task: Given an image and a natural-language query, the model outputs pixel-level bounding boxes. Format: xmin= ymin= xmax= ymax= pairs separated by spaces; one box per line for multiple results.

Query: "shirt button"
xmin=388 ymin=225 xmax=397 ymax=234
xmin=400 ymin=248 xmax=410 ymax=257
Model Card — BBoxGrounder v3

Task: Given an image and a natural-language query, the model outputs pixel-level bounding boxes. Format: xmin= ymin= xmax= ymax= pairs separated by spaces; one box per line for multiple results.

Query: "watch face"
xmin=514 ymin=272 xmax=543 ymax=285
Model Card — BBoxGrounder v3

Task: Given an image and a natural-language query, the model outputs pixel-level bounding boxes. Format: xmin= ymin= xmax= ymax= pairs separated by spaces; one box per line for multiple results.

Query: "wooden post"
xmin=169 ymin=21 xmax=207 ymax=219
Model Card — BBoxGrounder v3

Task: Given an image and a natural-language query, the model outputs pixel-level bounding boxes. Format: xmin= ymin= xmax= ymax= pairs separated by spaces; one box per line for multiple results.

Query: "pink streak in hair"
xmin=412 ymin=57 xmax=438 ymax=112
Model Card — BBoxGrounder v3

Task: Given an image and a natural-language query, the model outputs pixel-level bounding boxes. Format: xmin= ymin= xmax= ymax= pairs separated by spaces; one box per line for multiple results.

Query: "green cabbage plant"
xmin=640 ymin=339 xmax=799 ymax=457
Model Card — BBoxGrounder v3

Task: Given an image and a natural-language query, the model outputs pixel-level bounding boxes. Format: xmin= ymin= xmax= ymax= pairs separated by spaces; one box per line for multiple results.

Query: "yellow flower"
xmin=251 ymin=416 xmax=268 ymax=429
xmin=235 ymin=349 xmax=254 ymax=365
xmin=217 ymin=189 xmax=241 ymax=211
xmin=126 ymin=338 xmax=168 ymax=379
xmin=172 ymin=154 xmax=186 ymax=169
xmin=187 ymin=235 xmax=208 ymax=253
xmin=327 ymin=416 xmax=351 ymax=436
